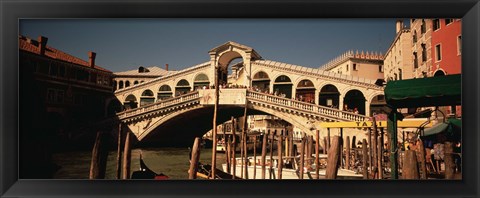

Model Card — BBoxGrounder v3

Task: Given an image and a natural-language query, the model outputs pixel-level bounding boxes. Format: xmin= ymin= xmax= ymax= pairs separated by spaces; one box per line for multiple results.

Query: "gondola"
xmin=195 ymin=162 xmax=242 ymax=179
xmin=131 ymin=152 xmax=169 ymax=180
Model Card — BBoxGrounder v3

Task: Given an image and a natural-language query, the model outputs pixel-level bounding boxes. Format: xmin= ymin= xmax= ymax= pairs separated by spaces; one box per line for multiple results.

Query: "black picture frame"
xmin=1 ymin=0 xmax=479 ymax=197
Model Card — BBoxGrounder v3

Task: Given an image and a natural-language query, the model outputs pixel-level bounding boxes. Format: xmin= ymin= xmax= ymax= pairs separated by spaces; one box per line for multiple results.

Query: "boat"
xmin=222 ymin=155 xmax=363 ymax=179
xmin=191 ymin=162 xmax=242 ymax=179
xmin=131 ymin=153 xmax=169 ymax=180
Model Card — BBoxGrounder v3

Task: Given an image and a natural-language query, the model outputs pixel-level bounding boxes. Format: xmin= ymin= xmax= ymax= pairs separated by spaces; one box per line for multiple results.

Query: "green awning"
xmin=422 ymin=122 xmax=449 ymax=136
xmin=421 ymin=118 xmax=461 ymax=139
xmin=384 ymin=74 xmax=461 ymax=108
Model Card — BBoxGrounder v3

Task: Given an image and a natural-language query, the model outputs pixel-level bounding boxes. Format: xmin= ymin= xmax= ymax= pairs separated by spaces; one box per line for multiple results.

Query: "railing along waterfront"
xmin=117 ymin=91 xmax=200 ymax=120
xmin=246 ymin=90 xmax=367 ymax=122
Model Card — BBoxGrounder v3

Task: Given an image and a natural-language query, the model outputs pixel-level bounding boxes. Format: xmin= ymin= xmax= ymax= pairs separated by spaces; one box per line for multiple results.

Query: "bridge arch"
xmin=140 ymin=89 xmax=155 ymax=106
xmin=175 ymin=79 xmax=191 ymax=96
xmin=318 ymin=84 xmax=340 ymax=109
xmin=252 ymin=70 xmax=270 ymax=92
xmin=295 ymin=79 xmax=316 ymax=103
xmin=343 ymin=89 xmax=366 ymax=115
xmin=193 ymin=73 xmax=210 ymax=90
xmin=123 ymin=94 xmax=138 ymax=110
xmin=157 ymin=84 xmax=173 ymax=101
xmin=273 ymin=75 xmax=293 ymax=98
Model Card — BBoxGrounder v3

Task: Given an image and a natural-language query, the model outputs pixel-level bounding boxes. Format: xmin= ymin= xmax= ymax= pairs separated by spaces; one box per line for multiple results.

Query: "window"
xmin=421 ymin=20 xmax=426 ymax=34
xmin=457 ymin=35 xmax=462 ymax=55
xmin=57 ymin=90 xmax=64 ymax=103
xmin=394 ymin=73 xmax=397 ymax=81
xmin=413 ymin=31 xmax=417 ymax=43
xmin=435 ymin=44 xmax=442 ymax=61
xmin=421 ymin=44 xmax=427 ymax=62
xmin=346 ymin=64 xmax=349 ymax=71
xmin=353 ymin=63 xmax=357 ymax=71
xmin=58 ymin=65 xmax=65 ymax=77
xmin=398 ymin=69 xmax=403 ymax=80
xmin=433 ymin=19 xmax=440 ymax=31
xmin=379 ymin=65 xmax=383 ymax=73
xmin=445 ymin=18 xmax=452 ymax=25
xmin=49 ymin=62 xmax=58 ymax=76
xmin=413 ymin=52 xmax=418 ymax=68
xmin=47 ymin=89 xmax=55 ymax=102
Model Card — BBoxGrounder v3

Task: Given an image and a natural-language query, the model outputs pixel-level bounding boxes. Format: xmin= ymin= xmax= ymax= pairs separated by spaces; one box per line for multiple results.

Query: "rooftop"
xmin=19 ymin=35 xmax=111 ymax=73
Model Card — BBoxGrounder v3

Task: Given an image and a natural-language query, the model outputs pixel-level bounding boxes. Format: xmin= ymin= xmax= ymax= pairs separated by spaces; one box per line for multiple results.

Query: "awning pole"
xmin=388 ymin=108 xmax=399 ymax=179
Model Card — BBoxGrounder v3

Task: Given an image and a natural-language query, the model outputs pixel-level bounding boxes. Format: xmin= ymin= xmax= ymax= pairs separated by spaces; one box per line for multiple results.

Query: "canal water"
xmin=52 ymin=147 xmax=227 ymax=179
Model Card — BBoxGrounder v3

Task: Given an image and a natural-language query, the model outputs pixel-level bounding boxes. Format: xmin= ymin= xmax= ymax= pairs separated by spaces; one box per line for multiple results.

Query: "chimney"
xmin=88 ymin=51 xmax=96 ymax=68
xmin=165 ymin=64 xmax=169 ymax=71
xmin=38 ymin=36 xmax=48 ymax=55
xmin=395 ymin=20 xmax=404 ymax=33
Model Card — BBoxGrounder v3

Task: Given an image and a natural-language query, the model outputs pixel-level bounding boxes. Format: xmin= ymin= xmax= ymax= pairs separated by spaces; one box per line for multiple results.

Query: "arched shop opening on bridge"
xmin=175 ymin=79 xmax=191 ymax=96
xmin=118 ymin=81 xmax=124 ymax=89
xmin=295 ymin=79 xmax=315 ymax=103
xmin=318 ymin=84 xmax=340 ymax=109
xmin=252 ymin=71 xmax=270 ymax=92
xmin=157 ymin=85 xmax=173 ymax=101
xmin=193 ymin=73 xmax=210 ymax=90
xmin=369 ymin=94 xmax=387 ymax=115
xmin=273 ymin=75 xmax=293 ymax=98
xmin=140 ymin=89 xmax=155 ymax=106
xmin=343 ymin=89 xmax=366 ymax=115
xmin=124 ymin=94 xmax=138 ymax=110
xmin=106 ymin=99 xmax=122 ymax=116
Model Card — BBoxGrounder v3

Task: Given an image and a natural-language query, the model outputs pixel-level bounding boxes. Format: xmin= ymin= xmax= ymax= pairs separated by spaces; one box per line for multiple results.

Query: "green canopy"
xmin=384 ymin=74 xmax=461 ymax=108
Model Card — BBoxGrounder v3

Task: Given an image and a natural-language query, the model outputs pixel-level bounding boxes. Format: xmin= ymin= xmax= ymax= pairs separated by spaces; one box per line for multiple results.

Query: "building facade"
xmin=384 ymin=20 xmax=413 ymax=81
xmin=319 ymin=50 xmax=384 ymax=81
xmin=113 ymin=64 xmax=176 ymax=91
xmin=411 ymin=19 xmax=433 ymax=78
xmin=19 ymin=35 xmax=115 ymax=178
xmin=431 ymin=18 xmax=462 ymax=76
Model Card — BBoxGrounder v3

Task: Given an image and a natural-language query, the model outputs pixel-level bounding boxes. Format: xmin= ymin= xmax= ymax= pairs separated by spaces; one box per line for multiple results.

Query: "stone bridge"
xmin=111 ymin=41 xmax=385 ymax=144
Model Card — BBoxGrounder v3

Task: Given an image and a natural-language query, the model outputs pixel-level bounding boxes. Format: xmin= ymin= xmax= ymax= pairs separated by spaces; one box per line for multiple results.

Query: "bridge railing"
xmin=117 ymin=91 xmax=200 ymax=120
xmin=246 ymin=90 xmax=368 ymax=122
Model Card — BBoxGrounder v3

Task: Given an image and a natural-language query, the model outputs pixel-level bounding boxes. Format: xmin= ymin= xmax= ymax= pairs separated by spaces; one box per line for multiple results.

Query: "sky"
xmin=20 ymin=19 xmax=398 ymax=72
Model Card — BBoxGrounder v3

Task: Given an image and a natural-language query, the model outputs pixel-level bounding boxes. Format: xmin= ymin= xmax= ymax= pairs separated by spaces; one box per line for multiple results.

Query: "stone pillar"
xmin=209 ymin=52 xmax=217 ymax=87
xmin=338 ymin=94 xmax=344 ymax=111
xmin=243 ymin=54 xmax=252 ymax=87
xmin=314 ymin=89 xmax=320 ymax=105
xmin=365 ymin=100 xmax=371 ymax=117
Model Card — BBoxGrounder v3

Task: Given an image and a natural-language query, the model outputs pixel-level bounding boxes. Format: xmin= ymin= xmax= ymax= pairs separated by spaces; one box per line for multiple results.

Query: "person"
xmin=454 ymin=141 xmax=461 ymax=172
xmin=353 ymin=108 xmax=359 ymax=114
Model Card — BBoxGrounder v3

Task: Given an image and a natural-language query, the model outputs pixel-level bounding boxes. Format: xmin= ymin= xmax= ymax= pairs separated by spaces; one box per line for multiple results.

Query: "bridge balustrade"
xmin=117 ymin=91 xmax=200 ymax=119
xmin=246 ymin=90 xmax=368 ymax=122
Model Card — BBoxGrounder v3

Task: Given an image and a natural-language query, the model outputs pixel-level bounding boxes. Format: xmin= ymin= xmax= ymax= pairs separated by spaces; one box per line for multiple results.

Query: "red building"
xmin=430 ymin=19 xmax=462 ymax=116
xmin=431 ymin=19 xmax=462 ymax=76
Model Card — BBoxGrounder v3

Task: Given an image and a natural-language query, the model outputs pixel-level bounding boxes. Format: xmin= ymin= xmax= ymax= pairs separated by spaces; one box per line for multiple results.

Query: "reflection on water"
xmin=52 ymin=147 xmax=226 ymax=179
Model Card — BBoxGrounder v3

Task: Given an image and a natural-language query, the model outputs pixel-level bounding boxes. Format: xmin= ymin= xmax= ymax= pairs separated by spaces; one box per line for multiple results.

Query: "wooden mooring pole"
xmin=269 ymin=131 xmax=275 ymax=179
xmin=323 ymin=137 xmax=327 ymax=154
xmin=326 ymin=136 xmax=341 ymax=179
xmin=122 ymin=131 xmax=131 ymax=179
xmin=299 ymin=136 xmax=305 ymax=179
xmin=89 ymin=131 xmax=108 ymax=179
xmin=315 ymin=130 xmax=320 ymax=179
xmin=231 ymin=117 xmax=236 ymax=179
xmin=261 ymin=131 xmax=268 ymax=179
xmin=377 ymin=136 xmax=383 ymax=179
xmin=226 ymin=138 xmax=231 ymax=174
xmin=362 ymin=139 xmax=369 ymax=179
xmin=403 ymin=150 xmax=419 ymax=179
xmin=372 ymin=117 xmax=378 ymax=178
xmin=188 ymin=137 xmax=202 ymax=179
xmin=116 ymin=124 xmax=122 ymax=179
xmin=417 ymin=139 xmax=427 ymax=179
xmin=253 ymin=135 xmax=257 ymax=179
xmin=345 ymin=136 xmax=350 ymax=170
xmin=211 ymin=66 xmax=220 ymax=179
xmin=444 ymin=142 xmax=455 ymax=179
xmin=277 ymin=134 xmax=283 ymax=179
